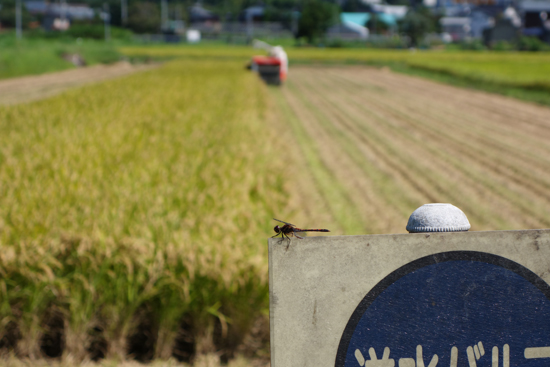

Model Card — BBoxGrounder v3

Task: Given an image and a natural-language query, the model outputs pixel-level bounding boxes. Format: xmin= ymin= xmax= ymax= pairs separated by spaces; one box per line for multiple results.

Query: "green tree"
xmin=398 ymin=7 xmax=435 ymax=47
xmin=0 ymin=0 xmax=34 ymax=29
xmin=341 ymin=0 xmax=370 ymax=13
xmin=296 ymin=0 xmax=339 ymax=44
xmin=366 ymin=13 xmax=390 ymax=34
xmin=127 ymin=1 xmax=160 ymax=33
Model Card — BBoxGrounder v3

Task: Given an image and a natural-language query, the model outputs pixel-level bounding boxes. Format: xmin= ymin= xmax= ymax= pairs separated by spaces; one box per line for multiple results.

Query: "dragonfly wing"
xmin=294 ymin=232 xmax=306 ymax=239
xmin=273 ymin=218 xmax=296 ymax=227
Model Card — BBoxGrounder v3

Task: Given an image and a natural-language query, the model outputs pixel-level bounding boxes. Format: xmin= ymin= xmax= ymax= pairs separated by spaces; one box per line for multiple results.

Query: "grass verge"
xmin=386 ymin=61 xmax=550 ymax=107
xmin=0 ymin=34 xmax=123 ymax=80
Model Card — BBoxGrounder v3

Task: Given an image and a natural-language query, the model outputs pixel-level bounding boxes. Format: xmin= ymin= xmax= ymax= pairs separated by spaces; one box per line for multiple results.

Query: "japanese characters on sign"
xmin=336 ymin=252 xmax=550 ymax=367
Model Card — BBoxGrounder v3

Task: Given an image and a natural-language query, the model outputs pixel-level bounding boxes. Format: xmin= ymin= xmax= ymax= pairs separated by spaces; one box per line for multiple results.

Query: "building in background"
xmin=330 ymin=7 xmax=407 ymax=39
xmin=332 ymin=12 xmax=369 ymax=39
xmin=188 ymin=3 xmax=220 ymax=35
xmin=520 ymin=0 xmax=550 ymax=41
xmin=24 ymin=0 xmax=94 ymax=30
xmin=439 ymin=0 xmax=523 ymax=43
xmin=440 ymin=16 xmax=471 ymax=40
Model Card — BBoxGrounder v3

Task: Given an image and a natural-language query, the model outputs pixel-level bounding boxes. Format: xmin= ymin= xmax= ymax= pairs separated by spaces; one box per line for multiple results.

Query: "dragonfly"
xmin=272 ymin=218 xmax=330 ymax=242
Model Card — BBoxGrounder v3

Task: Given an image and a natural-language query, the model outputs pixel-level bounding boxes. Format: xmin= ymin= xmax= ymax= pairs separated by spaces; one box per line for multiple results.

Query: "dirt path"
xmin=273 ymin=66 xmax=550 ymax=234
xmin=0 ymin=61 xmax=157 ymax=105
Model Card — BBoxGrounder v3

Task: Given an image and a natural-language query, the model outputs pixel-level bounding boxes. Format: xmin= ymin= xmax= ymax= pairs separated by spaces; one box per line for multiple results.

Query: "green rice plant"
xmin=0 ymin=353 xmax=268 ymax=366
xmin=0 ymin=247 xmax=58 ymax=359
xmin=0 ymin=59 xmax=294 ymax=361
xmin=119 ymin=45 xmax=255 ymax=62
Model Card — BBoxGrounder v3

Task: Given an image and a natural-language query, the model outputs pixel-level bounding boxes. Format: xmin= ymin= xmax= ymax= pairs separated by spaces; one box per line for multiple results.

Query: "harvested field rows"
xmin=274 ymin=66 xmax=550 ymax=234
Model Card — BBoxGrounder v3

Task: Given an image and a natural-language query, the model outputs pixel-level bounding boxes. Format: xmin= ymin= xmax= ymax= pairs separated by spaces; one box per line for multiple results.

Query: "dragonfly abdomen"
xmin=295 ymin=229 xmax=330 ymax=232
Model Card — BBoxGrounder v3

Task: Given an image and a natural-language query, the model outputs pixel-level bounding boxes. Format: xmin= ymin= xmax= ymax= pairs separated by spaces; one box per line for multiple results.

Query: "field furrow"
xmin=341 ymin=71 xmax=550 ymax=227
xmin=303 ymin=72 xmax=515 ymax=229
xmin=293 ymin=69 xmax=527 ymax=228
xmin=314 ymin=73 xmax=526 ymax=229
xmin=330 ymin=68 xmax=550 ymax=166
xmin=335 ymin=76 xmax=550 ymax=227
xmin=331 ymin=67 xmax=550 ymax=152
xmin=274 ymin=66 xmax=550 ymax=232
xmin=290 ymin=73 xmax=435 ymax=214
xmin=280 ymin=81 xmax=374 ymax=233
xmin=289 ymin=74 xmax=445 ymax=232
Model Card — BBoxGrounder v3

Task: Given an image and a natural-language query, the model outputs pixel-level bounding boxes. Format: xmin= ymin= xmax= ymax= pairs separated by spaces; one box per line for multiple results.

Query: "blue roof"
xmin=341 ymin=13 xmax=369 ymax=26
xmin=24 ymin=1 xmax=47 ymax=13
xmin=377 ymin=13 xmax=398 ymax=26
xmin=340 ymin=12 xmax=398 ymax=27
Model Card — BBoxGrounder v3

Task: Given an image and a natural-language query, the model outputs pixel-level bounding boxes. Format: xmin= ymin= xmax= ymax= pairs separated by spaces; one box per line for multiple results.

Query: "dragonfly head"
xmin=273 ymin=225 xmax=281 ymax=234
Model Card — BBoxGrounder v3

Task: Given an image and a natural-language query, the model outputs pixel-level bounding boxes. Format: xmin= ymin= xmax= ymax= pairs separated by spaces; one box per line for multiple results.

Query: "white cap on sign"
xmin=406 ymin=203 xmax=471 ymax=233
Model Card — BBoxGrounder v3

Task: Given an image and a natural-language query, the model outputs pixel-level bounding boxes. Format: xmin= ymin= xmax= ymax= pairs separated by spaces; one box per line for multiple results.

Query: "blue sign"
xmin=336 ymin=251 xmax=550 ymax=367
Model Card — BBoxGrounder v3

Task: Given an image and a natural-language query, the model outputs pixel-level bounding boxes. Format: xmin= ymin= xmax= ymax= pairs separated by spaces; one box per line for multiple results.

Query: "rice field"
xmin=120 ymin=45 xmax=550 ymax=90
xmin=0 ymin=59 xmax=324 ymax=364
xmin=3 ymin=45 xmax=550 ymax=366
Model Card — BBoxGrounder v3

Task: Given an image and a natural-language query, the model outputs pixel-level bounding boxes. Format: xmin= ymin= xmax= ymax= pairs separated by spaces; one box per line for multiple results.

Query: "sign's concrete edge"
xmin=268 ymin=228 xmax=550 ymax=247
xmin=268 ymin=239 xmax=275 ymax=367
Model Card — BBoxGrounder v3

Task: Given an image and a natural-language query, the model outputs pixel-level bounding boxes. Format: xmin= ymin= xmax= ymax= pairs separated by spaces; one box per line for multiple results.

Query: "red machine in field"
xmin=249 ymin=40 xmax=288 ymax=86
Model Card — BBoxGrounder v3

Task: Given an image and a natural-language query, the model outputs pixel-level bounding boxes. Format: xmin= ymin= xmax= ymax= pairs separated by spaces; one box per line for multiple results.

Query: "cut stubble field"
xmin=273 ymin=66 xmax=550 ymax=235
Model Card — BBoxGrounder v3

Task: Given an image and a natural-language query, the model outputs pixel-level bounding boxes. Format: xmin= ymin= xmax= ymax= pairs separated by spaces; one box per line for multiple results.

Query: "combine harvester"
xmin=248 ymin=39 xmax=288 ymax=86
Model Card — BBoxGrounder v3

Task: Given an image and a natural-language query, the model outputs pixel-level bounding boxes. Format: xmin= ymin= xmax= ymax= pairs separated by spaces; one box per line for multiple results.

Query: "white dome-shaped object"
xmin=406 ymin=203 xmax=471 ymax=233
